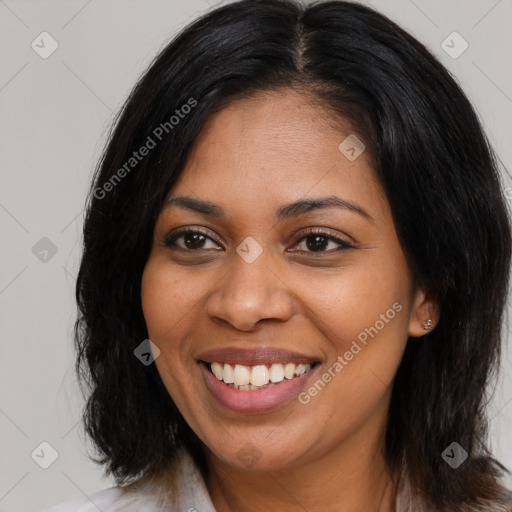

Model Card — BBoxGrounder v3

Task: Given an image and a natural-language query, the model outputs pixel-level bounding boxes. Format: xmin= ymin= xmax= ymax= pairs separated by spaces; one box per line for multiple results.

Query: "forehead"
xmin=185 ymin=89 xmax=353 ymax=169
xmin=166 ymin=89 xmax=386 ymax=220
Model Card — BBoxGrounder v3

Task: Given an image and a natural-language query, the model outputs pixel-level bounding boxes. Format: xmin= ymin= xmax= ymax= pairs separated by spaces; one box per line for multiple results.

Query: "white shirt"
xmin=40 ymin=448 xmax=512 ymax=512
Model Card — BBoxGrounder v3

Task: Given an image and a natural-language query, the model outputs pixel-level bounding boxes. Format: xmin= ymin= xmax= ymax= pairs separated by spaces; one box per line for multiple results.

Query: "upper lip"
xmin=197 ymin=347 xmax=320 ymax=366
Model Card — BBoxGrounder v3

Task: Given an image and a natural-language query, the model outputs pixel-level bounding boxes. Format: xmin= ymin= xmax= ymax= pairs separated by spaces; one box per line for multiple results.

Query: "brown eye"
xmin=289 ymin=228 xmax=354 ymax=254
xmin=163 ymin=229 xmax=222 ymax=251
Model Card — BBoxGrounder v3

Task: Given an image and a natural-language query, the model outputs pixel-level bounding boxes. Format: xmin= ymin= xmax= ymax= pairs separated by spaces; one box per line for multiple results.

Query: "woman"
xmin=43 ymin=0 xmax=512 ymax=510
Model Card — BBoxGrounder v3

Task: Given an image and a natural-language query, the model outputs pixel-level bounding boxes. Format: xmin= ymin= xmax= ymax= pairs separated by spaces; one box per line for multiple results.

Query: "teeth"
xmin=284 ymin=363 xmax=296 ymax=379
xmin=211 ymin=361 xmax=223 ymax=380
xmin=250 ymin=365 xmax=269 ymax=386
xmin=223 ymin=363 xmax=234 ymax=384
xmin=270 ymin=363 xmax=284 ymax=383
xmin=233 ymin=364 xmax=250 ymax=386
xmin=294 ymin=364 xmax=309 ymax=376
xmin=209 ymin=362 xmax=313 ymax=388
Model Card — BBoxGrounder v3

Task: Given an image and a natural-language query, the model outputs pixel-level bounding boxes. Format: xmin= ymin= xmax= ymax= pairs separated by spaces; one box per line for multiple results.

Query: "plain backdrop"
xmin=0 ymin=0 xmax=511 ymax=510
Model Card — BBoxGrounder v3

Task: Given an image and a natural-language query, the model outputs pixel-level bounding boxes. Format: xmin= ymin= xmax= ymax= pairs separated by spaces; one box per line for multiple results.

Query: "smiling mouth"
xmin=204 ymin=361 xmax=321 ymax=390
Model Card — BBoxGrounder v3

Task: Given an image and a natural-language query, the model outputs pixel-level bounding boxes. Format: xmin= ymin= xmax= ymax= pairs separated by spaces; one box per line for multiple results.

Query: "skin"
xmin=141 ymin=88 xmax=439 ymax=512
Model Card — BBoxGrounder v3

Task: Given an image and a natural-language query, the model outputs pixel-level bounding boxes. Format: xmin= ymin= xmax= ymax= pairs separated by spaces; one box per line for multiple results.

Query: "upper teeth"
xmin=210 ymin=362 xmax=312 ymax=387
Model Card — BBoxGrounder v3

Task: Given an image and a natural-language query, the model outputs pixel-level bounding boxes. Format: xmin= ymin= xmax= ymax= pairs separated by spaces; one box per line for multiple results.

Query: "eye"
xmin=161 ymin=228 xmax=222 ymax=251
xmin=160 ymin=227 xmax=355 ymax=255
xmin=288 ymin=228 xmax=355 ymax=254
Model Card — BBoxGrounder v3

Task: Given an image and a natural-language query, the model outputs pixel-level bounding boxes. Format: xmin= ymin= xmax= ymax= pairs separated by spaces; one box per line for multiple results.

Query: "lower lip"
xmin=199 ymin=361 xmax=319 ymax=413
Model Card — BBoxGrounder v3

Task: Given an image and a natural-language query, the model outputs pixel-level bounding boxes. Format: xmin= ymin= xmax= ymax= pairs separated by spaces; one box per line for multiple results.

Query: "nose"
xmin=205 ymin=248 xmax=294 ymax=331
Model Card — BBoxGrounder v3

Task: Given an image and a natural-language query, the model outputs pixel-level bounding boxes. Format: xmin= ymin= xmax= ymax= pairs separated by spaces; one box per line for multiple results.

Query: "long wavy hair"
xmin=74 ymin=1 xmax=512 ymax=509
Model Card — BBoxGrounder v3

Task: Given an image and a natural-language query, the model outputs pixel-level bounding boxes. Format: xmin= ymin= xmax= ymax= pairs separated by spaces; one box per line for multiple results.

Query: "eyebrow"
xmin=163 ymin=195 xmax=372 ymax=222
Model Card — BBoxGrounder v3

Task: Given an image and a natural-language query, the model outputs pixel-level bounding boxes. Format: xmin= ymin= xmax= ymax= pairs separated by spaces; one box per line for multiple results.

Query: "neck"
xmin=205 ymin=420 xmax=398 ymax=512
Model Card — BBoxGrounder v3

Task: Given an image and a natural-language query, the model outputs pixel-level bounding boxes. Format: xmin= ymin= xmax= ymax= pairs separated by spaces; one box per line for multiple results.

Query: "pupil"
xmin=307 ymin=235 xmax=327 ymax=251
xmin=185 ymin=233 xmax=205 ymax=249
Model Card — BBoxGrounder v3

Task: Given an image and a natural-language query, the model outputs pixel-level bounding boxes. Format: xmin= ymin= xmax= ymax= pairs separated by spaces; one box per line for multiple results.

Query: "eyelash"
xmin=160 ymin=227 xmax=355 ymax=255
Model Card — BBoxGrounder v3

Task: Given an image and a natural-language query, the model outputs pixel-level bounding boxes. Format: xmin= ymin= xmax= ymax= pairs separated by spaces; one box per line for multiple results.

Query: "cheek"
xmin=141 ymin=259 xmax=203 ymax=343
xmin=141 ymin=268 xmax=178 ymax=342
xmin=290 ymin=261 xmax=410 ymax=354
xmin=140 ymin=263 xmax=199 ymax=399
xmin=292 ymin=272 xmax=409 ymax=447
xmin=141 ymin=262 xmax=200 ymax=410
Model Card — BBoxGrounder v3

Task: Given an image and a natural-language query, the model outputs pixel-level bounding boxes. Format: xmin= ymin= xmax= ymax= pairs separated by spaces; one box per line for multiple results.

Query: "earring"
xmin=421 ymin=319 xmax=433 ymax=331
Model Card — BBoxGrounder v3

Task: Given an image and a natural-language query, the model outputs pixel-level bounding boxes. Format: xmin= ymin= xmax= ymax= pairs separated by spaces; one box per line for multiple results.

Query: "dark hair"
xmin=75 ymin=0 xmax=512 ymax=509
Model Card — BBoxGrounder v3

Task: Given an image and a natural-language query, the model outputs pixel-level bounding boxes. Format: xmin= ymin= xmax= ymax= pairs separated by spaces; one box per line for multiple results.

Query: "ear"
xmin=408 ymin=286 xmax=440 ymax=338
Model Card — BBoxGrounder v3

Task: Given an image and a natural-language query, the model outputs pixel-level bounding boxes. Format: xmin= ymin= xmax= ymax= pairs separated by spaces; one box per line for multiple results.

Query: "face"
xmin=141 ymin=89 xmax=434 ymax=473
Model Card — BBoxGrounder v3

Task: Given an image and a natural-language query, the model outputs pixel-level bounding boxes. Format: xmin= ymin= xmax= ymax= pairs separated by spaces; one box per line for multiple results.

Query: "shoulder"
xmin=39 ymin=448 xmax=216 ymax=512
xmin=39 ymin=484 xmax=161 ymax=512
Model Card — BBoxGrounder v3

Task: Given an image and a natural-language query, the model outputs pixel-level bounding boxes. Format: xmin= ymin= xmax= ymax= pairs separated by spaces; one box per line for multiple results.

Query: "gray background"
xmin=0 ymin=0 xmax=511 ymax=510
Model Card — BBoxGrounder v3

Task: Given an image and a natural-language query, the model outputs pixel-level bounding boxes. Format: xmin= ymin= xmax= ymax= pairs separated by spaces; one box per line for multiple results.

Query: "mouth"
xmin=196 ymin=347 xmax=322 ymax=413
xmin=204 ymin=361 xmax=320 ymax=390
